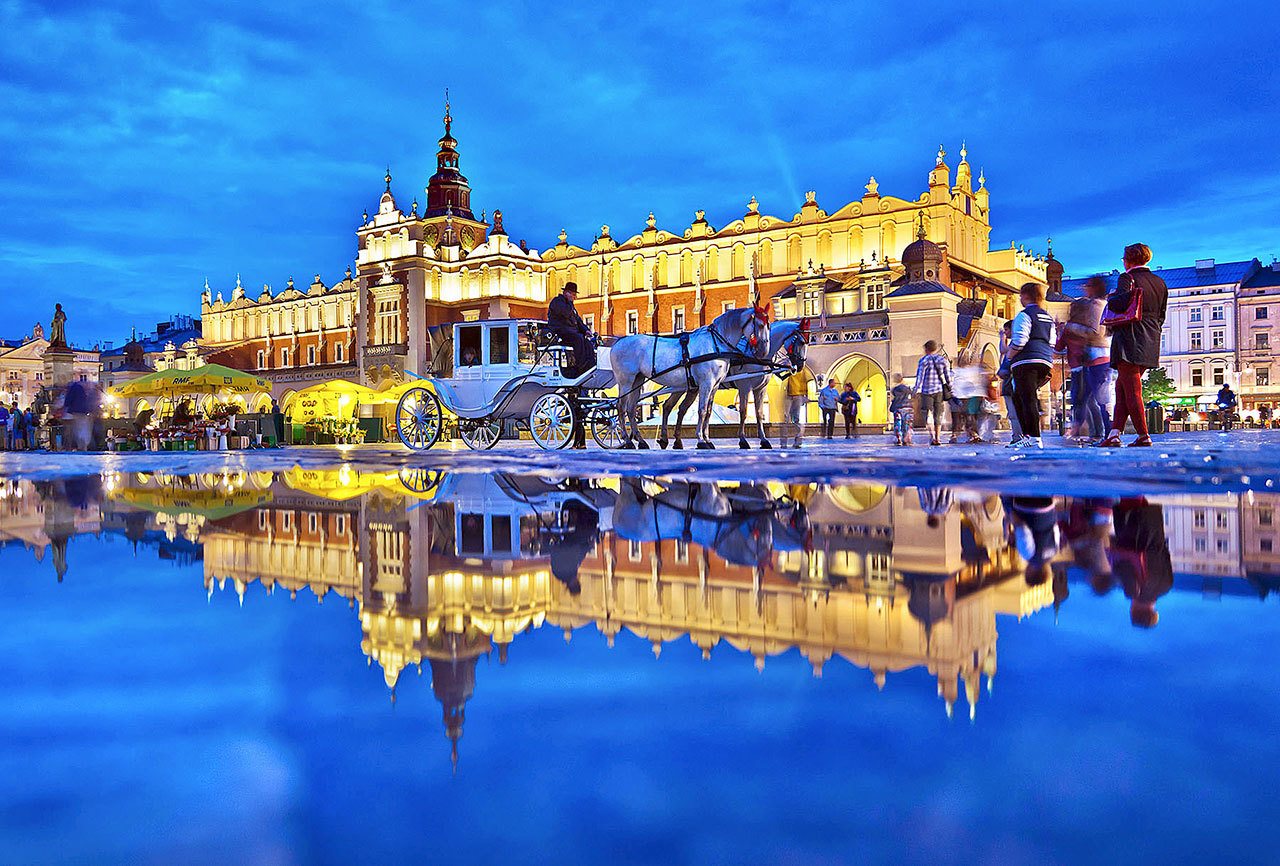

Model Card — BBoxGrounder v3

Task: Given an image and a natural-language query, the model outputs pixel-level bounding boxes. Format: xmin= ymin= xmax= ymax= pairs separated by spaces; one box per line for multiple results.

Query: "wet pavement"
xmin=1 ymin=437 xmax=1278 ymax=864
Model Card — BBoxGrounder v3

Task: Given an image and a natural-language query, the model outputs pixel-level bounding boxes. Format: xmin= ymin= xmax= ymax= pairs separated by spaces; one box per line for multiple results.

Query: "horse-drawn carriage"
xmin=395 ymin=307 xmax=808 ymax=452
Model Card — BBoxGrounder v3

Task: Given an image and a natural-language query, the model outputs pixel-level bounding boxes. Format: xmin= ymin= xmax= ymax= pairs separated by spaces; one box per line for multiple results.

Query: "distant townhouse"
xmin=1238 ymin=259 xmax=1280 ymax=414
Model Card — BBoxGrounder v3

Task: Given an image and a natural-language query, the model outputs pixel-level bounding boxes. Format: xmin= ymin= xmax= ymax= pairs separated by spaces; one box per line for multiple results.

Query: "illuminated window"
xmin=1211 ymin=305 xmax=1225 ymax=321
xmin=1216 ymin=512 xmax=1229 ymax=529
xmin=1257 ymin=333 xmax=1269 ymax=350
xmin=308 ymin=513 xmax=318 ymax=533
xmin=865 ymin=281 xmax=885 ymax=312
xmin=675 ymin=539 xmax=689 ymax=563
xmin=673 ymin=307 xmax=686 ymax=333
xmin=375 ymin=299 xmax=401 ymax=345
xmin=1193 ymin=510 xmax=1206 ymax=528
xmin=335 ymin=343 xmax=344 ymax=362
xmin=280 ymin=347 xmax=290 ymax=366
xmin=1191 ymin=367 xmax=1204 ymax=387
xmin=1212 ymin=330 xmax=1225 ymax=349
xmin=1190 ymin=332 xmax=1203 ymax=350
xmin=256 ymin=350 xmax=265 ymax=368
xmin=1190 ymin=308 xmax=1202 ymax=323
xmin=628 ymin=539 xmax=643 ymax=562
xmin=307 ymin=345 xmax=316 ymax=365
xmin=1213 ymin=366 xmax=1225 ymax=386
xmin=336 ymin=515 xmax=347 ymax=535
xmin=582 ymin=314 xmax=594 ymax=332
xmin=626 ymin=310 xmax=639 ymax=335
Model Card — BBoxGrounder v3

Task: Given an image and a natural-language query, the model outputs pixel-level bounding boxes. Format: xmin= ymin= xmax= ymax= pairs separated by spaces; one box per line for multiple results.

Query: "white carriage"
xmin=396 ymin=319 xmax=626 ymax=451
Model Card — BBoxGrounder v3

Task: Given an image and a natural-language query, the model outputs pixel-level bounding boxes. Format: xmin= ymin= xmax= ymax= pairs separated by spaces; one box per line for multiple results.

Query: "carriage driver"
xmin=547 ymin=281 xmax=596 ymax=377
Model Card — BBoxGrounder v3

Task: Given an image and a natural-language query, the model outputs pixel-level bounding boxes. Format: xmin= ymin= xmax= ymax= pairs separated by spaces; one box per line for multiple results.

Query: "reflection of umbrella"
xmin=113 ymin=364 xmax=272 ymax=399
xmin=282 ymin=467 xmax=403 ymax=501
xmin=113 ymin=485 xmax=273 ymax=520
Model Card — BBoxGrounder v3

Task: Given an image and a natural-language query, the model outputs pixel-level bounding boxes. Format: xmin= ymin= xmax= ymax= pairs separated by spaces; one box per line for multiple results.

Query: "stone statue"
xmin=49 ymin=303 xmax=67 ymax=348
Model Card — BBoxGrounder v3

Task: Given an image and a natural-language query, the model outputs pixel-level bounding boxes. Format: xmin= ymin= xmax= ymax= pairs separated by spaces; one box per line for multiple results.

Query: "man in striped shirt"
xmin=912 ymin=340 xmax=952 ymax=446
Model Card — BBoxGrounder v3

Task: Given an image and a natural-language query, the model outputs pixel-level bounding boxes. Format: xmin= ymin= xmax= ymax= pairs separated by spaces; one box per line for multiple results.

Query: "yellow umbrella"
xmin=113 ymin=364 xmax=272 ymax=399
xmin=289 ymin=380 xmax=376 ymax=421
xmin=113 ymin=484 xmax=273 ymax=520
xmin=283 ymin=466 xmax=401 ymax=500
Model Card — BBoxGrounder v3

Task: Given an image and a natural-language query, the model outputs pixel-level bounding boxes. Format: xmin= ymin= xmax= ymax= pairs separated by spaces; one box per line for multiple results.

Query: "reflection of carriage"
xmin=396 ymin=319 xmax=625 ymax=451
xmin=396 ymin=312 xmax=807 ymax=451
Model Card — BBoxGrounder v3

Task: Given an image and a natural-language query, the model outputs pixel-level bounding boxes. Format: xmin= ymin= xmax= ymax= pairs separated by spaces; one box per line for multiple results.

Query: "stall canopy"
xmin=288 ymin=380 xmax=377 ymax=421
xmin=113 ymin=364 xmax=272 ymax=399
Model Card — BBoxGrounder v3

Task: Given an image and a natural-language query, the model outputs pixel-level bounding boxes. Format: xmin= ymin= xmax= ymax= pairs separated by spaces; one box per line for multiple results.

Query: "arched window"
xmin=881 ymin=221 xmax=897 ymax=260
xmin=759 ymin=239 xmax=773 ymax=275
xmin=706 ymin=247 xmax=720 ymax=282
xmin=680 ymin=250 xmax=693 ymax=285
xmin=817 ymin=232 xmax=832 ymax=268
xmin=631 ymin=256 xmax=645 ymax=292
xmin=657 ymin=252 xmax=669 ymax=287
xmin=731 ymin=244 xmax=745 ymax=279
xmin=849 ymin=226 xmax=863 ymax=263
xmin=787 ymin=235 xmax=802 ymax=272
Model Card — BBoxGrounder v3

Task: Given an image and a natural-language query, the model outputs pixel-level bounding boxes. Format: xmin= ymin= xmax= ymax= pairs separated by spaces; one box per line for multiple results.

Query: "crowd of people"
xmin=0 ymin=402 xmax=38 ymax=451
xmin=793 ymin=242 xmax=1172 ymax=450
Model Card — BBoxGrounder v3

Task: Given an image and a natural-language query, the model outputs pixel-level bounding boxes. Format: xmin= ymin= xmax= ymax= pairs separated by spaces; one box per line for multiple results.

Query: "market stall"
xmin=285 ymin=380 xmax=378 ymax=444
xmin=110 ymin=365 xmax=273 ymax=451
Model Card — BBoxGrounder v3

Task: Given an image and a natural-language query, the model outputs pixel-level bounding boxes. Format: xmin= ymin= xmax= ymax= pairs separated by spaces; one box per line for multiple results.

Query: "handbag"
xmin=1101 ymin=281 xmax=1142 ymax=329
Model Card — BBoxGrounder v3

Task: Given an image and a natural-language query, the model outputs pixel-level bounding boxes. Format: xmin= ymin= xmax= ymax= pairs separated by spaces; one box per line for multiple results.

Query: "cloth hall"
xmin=199 ymin=104 xmax=1052 ymax=425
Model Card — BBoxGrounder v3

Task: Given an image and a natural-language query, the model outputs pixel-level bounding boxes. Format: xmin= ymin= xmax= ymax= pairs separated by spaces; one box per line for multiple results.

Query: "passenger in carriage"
xmin=547 ymin=281 xmax=596 ymax=377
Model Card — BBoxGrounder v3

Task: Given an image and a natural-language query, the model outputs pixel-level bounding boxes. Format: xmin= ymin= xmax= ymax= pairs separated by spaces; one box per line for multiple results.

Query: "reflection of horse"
xmin=610 ymin=306 xmax=769 ymax=450
xmin=658 ymin=320 xmax=809 ymax=451
xmin=613 ymin=478 xmax=778 ymax=569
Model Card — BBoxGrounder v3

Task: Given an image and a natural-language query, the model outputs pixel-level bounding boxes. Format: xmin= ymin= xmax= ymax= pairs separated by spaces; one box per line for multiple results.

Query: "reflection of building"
xmin=1160 ymin=493 xmax=1242 ymax=579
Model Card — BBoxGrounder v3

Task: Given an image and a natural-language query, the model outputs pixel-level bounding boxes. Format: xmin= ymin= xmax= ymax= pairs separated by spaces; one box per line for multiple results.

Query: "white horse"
xmin=658 ymin=319 xmax=809 ymax=450
xmin=610 ymin=306 xmax=769 ymax=450
xmin=613 ymin=478 xmax=775 ymax=569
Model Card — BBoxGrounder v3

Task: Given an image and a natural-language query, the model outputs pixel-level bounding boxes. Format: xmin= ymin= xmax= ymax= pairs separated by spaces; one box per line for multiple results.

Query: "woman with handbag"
xmin=1096 ymin=244 xmax=1168 ymax=448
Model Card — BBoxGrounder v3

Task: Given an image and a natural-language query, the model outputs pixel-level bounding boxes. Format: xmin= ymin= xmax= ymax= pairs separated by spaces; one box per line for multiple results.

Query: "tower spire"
xmin=425 ymin=88 xmax=473 ymax=218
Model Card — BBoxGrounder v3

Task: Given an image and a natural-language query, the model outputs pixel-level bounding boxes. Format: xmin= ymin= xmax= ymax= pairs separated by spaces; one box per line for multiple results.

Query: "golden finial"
xmin=936 ymin=144 xmax=946 ymax=166
xmin=384 ymin=167 xmax=391 ymax=192
xmin=916 ymin=210 xmax=927 ymax=240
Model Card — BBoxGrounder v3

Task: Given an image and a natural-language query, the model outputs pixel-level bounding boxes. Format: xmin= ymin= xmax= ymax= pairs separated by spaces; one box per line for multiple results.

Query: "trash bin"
xmin=1146 ymin=404 xmax=1166 ymax=435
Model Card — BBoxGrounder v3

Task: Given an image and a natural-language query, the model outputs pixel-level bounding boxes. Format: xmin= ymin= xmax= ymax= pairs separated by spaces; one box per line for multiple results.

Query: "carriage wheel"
xmin=590 ymin=406 xmax=627 ymax=449
xmin=458 ymin=418 xmax=502 ymax=450
xmin=530 ymin=393 xmax=575 ymax=450
xmin=396 ymin=387 xmax=443 ymax=451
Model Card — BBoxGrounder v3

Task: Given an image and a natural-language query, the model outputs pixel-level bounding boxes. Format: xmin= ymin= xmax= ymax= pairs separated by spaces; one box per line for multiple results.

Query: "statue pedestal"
xmin=42 ymin=346 xmax=76 ymax=389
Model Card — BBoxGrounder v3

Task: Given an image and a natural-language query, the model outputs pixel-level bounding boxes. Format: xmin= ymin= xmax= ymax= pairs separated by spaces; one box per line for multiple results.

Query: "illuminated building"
xmin=0 ymin=321 xmax=100 ymax=409
xmin=1238 ymin=260 xmax=1280 ymax=413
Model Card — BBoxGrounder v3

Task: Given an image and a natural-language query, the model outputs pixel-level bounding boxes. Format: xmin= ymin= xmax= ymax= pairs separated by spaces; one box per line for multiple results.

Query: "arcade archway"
xmin=826 ymin=353 xmax=888 ymax=425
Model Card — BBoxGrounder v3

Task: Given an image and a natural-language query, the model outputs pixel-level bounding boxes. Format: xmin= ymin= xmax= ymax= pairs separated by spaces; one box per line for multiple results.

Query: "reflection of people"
xmin=918 ymin=485 xmax=953 ymax=528
xmin=547 ymin=281 xmax=595 ymax=377
xmin=547 ymin=500 xmax=599 ymax=594
xmin=1110 ymin=497 xmax=1173 ymax=628
xmin=1003 ymin=495 xmax=1059 ymax=585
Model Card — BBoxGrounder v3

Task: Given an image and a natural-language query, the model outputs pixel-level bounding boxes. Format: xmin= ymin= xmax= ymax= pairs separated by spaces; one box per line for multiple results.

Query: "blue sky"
xmin=2 ymin=0 xmax=1277 ymax=346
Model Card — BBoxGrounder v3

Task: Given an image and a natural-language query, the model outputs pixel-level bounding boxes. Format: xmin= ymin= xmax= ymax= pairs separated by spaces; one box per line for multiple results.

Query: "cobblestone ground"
xmin=2 ymin=429 xmax=1276 ymax=496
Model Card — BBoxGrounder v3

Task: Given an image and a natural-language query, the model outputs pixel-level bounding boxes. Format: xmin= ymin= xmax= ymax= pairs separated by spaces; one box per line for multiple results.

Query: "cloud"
xmin=1 ymin=0 xmax=1277 ymax=341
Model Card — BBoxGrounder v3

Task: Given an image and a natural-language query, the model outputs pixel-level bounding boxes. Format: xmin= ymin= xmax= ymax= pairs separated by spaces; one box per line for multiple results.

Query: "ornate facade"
xmin=0 ymin=322 xmax=99 ymax=409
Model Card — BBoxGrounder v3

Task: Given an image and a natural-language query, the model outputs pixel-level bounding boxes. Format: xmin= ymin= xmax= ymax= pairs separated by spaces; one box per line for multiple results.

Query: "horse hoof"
xmin=760 ymin=440 xmax=772 ymax=449
xmin=657 ymin=438 xmax=669 ymax=450
xmin=673 ymin=441 xmax=683 ymax=450
xmin=621 ymin=440 xmax=636 ymax=450
xmin=738 ymin=439 xmax=750 ymax=450
xmin=697 ymin=441 xmax=715 ymax=450
xmin=637 ymin=439 xmax=650 ymax=450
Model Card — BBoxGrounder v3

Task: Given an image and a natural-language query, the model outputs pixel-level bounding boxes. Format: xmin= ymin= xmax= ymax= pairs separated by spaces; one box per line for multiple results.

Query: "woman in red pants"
xmin=1097 ymin=244 xmax=1168 ymax=448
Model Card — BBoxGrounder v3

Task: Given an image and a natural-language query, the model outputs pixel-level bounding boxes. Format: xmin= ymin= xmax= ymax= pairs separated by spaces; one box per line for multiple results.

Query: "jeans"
xmin=785 ymin=396 xmax=806 ymax=445
xmin=1082 ymin=364 xmax=1111 ymax=437
xmin=1004 ymin=395 xmax=1023 ymax=439
xmin=843 ymin=411 xmax=856 ymax=436
xmin=821 ymin=408 xmax=836 ymax=438
xmin=1012 ymin=364 xmax=1051 ymax=438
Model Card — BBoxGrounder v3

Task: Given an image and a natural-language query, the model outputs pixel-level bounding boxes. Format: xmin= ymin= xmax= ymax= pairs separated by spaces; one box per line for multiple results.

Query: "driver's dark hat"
xmin=563 ymin=281 xmax=579 ymax=294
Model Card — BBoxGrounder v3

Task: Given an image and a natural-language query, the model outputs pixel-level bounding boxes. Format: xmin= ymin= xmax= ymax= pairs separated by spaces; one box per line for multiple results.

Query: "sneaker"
xmin=1005 ymin=436 xmax=1024 ymax=449
xmin=1012 ymin=436 xmax=1043 ymax=450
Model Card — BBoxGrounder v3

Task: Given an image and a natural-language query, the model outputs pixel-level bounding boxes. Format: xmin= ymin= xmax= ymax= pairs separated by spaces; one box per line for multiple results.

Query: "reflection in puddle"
xmin=3 ymin=469 xmax=1278 ymax=765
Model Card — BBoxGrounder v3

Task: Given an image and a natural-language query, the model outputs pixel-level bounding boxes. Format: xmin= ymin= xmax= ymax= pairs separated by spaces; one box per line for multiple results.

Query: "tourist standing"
xmin=912 ymin=340 xmax=952 ymax=447
xmin=24 ymin=407 xmax=38 ymax=450
xmin=1098 ymin=244 xmax=1168 ymax=448
xmin=1216 ymin=383 xmax=1238 ymax=430
xmin=783 ymin=366 xmax=814 ymax=448
xmin=998 ymin=321 xmax=1022 ymax=444
xmin=889 ymin=374 xmax=913 ymax=445
xmin=839 ymin=382 xmax=860 ymax=438
xmin=818 ymin=378 xmax=839 ymax=440
xmin=1005 ymin=283 xmax=1057 ymax=450
xmin=0 ymin=403 xmax=8 ymax=451
xmin=13 ymin=403 xmax=27 ymax=450
xmin=62 ymin=380 xmax=96 ymax=452
xmin=1056 ymin=276 xmax=1110 ymax=442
